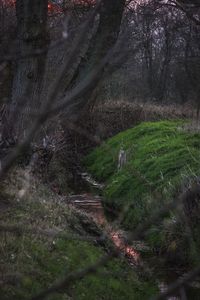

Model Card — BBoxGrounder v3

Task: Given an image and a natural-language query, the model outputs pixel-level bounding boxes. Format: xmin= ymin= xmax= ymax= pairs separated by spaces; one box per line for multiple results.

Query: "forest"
xmin=0 ymin=0 xmax=200 ymax=299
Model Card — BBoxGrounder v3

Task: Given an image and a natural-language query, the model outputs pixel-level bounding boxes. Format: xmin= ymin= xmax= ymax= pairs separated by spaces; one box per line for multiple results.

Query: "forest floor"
xmin=2 ymin=110 xmax=200 ymax=299
xmin=0 ymin=168 xmax=157 ymax=300
xmin=65 ymin=182 xmax=196 ymax=300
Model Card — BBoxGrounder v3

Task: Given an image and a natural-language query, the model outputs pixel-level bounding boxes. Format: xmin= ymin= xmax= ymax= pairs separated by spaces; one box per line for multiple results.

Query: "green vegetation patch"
xmin=84 ymin=120 xmax=200 ymax=229
xmin=0 ymin=170 xmax=156 ymax=300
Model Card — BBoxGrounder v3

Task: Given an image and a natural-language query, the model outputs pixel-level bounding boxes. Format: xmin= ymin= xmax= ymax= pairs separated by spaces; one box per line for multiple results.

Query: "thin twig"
xmin=152 ymin=266 xmax=200 ymax=300
xmin=30 ymin=251 xmax=117 ymax=300
xmin=0 ymin=224 xmax=106 ymax=243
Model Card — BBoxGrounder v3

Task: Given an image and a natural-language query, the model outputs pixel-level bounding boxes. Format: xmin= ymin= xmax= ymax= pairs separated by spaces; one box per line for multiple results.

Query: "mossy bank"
xmin=0 ymin=169 xmax=156 ymax=300
xmin=84 ymin=120 xmax=200 ymax=265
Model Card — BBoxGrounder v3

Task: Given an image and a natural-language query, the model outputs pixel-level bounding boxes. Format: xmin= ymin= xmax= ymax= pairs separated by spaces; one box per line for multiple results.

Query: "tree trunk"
xmin=156 ymin=27 xmax=172 ymax=102
xmin=9 ymin=0 xmax=49 ymax=140
xmin=64 ymin=0 xmax=126 ymax=118
xmin=82 ymin=0 xmax=126 ymax=73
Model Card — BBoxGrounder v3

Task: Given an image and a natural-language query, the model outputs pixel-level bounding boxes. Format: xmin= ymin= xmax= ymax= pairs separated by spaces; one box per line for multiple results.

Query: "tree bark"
xmin=64 ymin=0 xmax=126 ymax=118
xmin=9 ymin=0 xmax=49 ymax=140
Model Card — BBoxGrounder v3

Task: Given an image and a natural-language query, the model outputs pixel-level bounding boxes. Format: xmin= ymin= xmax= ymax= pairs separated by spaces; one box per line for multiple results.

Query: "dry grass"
xmin=61 ymin=100 xmax=196 ymax=158
xmin=91 ymin=100 xmax=194 ymax=139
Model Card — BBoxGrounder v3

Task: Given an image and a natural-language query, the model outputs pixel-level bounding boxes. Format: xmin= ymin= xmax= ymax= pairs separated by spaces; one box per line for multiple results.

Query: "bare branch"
xmin=0 ymin=224 xmax=106 ymax=243
xmin=30 ymin=251 xmax=116 ymax=300
xmin=152 ymin=266 xmax=200 ymax=300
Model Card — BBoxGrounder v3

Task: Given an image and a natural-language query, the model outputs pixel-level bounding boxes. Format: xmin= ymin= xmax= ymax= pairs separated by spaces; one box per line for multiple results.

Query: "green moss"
xmin=84 ymin=120 xmax=200 ymax=229
xmin=1 ymin=173 xmax=157 ymax=299
xmin=1 ymin=227 xmax=156 ymax=300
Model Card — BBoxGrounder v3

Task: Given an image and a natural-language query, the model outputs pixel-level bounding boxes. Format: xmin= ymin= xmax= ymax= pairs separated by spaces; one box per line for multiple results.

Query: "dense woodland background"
xmin=0 ymin=1 xmax=200 ymax=300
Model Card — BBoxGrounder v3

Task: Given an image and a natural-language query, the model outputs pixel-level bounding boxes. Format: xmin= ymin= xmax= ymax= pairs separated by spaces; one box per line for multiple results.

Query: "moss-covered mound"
xmin=0 ymin=169 xmax=156 ymax=300
xmin=84 ymin=120 xmax=200 ymax=230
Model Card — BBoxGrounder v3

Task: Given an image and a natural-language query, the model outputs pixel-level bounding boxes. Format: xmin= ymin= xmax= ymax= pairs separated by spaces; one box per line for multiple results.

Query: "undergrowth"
xmin=0 ymin=169 xmax=156 ymax=299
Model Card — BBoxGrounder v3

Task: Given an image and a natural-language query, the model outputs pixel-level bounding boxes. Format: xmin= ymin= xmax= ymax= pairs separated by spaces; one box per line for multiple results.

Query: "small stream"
xmin=69 ymin=171 xmax=200 ymax=300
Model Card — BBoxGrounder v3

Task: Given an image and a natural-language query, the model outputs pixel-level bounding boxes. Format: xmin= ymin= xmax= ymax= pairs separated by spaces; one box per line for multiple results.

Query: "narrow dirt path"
xmin=66 ymin=172 xmax=181 ymax=299
xmin=67 ymin=193 xmax=181 ymax=300
xmin=67 ymin=193 xmax=140 ymax=264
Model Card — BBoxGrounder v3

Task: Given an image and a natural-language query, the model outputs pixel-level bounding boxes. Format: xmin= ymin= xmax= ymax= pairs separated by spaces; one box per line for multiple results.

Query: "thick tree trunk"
xmin=63 ymin=0 xmax=126 ymax=118
xmin=156 ymin=28 xmax=172 ymax=102
xmin=9 ymin=0 xmax=48 ymax=140
xmin=83 ymin=0 xmax=126 ymax=72
xmin=61 ymin=0 xmax=126 ymax=155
